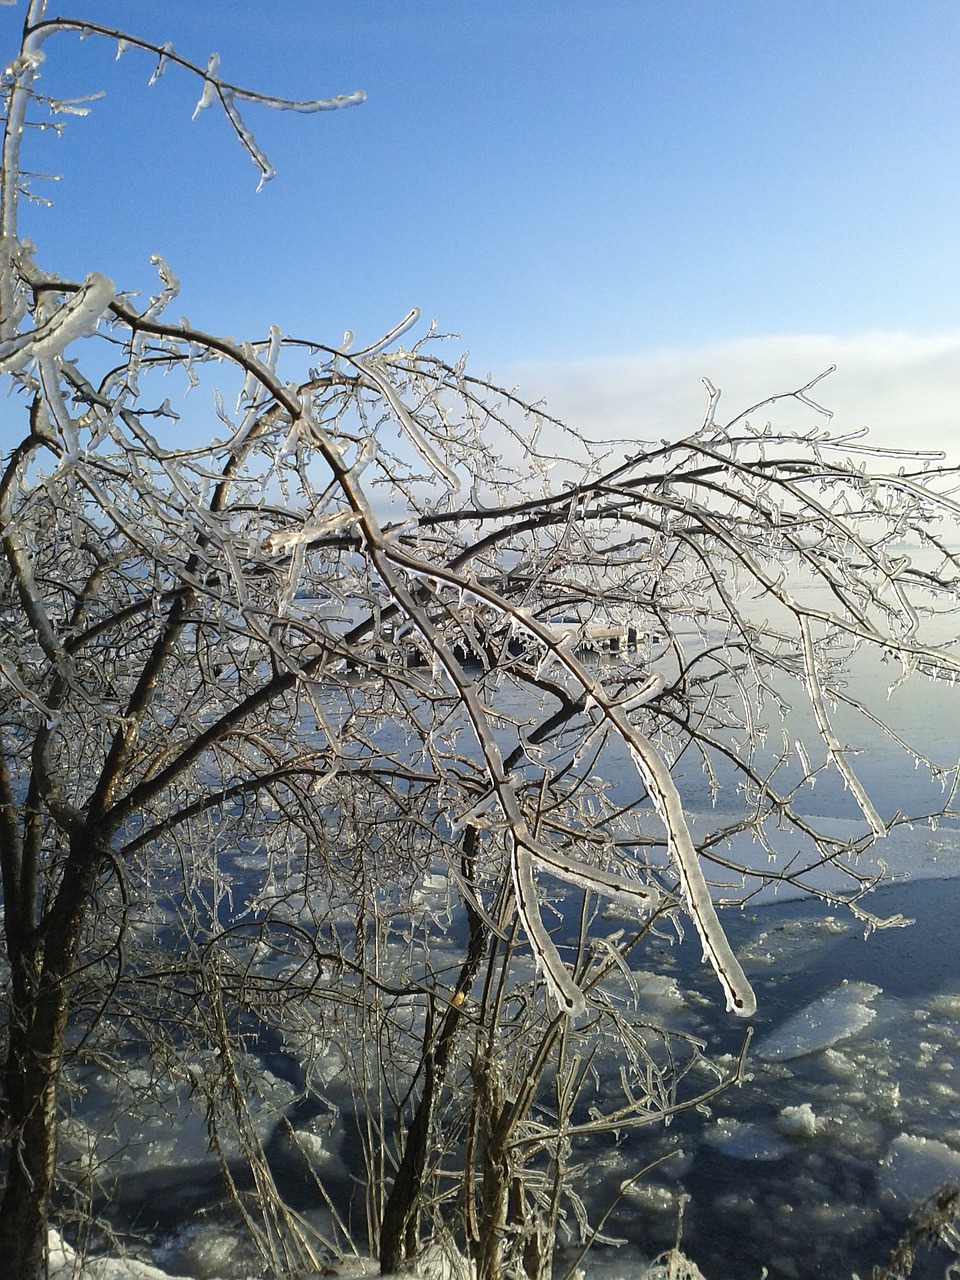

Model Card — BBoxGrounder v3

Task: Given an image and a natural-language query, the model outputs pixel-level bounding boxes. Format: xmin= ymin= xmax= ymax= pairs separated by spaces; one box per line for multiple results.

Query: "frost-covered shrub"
xmin=3 ymin=8 xmax=960 ymax=1280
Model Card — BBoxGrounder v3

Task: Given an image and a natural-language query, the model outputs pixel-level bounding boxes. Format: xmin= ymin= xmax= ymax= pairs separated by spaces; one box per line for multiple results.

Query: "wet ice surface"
xmin=59 ymin=877 xmax=960 ymax=1280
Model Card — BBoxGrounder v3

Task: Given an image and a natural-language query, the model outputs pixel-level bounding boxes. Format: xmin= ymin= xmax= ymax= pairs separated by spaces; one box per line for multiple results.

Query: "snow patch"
xmin=48 ymin=1229 xmax=196 ymax=1280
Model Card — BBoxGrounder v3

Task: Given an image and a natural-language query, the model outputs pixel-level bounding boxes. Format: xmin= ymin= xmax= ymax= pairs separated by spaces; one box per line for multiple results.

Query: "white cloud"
xmin=503 ymin=331 xmax=960 ymax=460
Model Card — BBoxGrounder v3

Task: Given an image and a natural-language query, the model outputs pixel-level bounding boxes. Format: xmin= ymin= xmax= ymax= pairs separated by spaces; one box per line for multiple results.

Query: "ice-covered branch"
xmin=23 ymin=16 xmax=365 ymax=189
xmin=0 ymin=271 xmax=114 ymax=372
xmin=799 ymin=614 xmax=887 ymax=838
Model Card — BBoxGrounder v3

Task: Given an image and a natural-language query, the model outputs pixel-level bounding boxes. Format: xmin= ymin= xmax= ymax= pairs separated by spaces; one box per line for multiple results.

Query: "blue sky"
xmin=2 ymin=0 xmax=958 ymax=448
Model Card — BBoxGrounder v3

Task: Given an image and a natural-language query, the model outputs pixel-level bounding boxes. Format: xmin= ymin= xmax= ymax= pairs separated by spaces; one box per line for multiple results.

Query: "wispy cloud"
xmin=504 ymin=332 xmax=960 ymax=460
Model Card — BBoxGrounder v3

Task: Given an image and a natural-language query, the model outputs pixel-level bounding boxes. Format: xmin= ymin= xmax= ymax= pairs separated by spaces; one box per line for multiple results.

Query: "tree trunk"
xmin=0 ymin=838 xmax=100 ymax=1280
xmin=379 ymin=829 xmax=488 ymax=1274
xmin=0 ymin=971 xmax=71 ymax=1280
xmin=1 ymin=1052 xmax=59 ymax=1279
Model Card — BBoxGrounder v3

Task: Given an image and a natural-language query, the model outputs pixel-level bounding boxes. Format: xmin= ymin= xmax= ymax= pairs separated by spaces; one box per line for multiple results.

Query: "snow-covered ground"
xmin=49 ymin=1230 xmax=196 ymax=1280
xmin=48 ymin=1228 xmax=714 ymax=1280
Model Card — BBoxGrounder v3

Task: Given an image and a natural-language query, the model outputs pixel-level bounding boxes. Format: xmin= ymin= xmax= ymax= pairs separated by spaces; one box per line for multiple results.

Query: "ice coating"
xmin=512 ymin=840 xmax=586 ymax=1016
xmin=0 ymin=271 xmax=114 ymax=371
xmin=192 ymin=51 xmax=220 ymax=118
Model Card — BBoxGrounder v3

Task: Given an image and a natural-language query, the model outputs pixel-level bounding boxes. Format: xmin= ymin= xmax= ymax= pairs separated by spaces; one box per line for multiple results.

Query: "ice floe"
xmin=881 ymin=1133 xmax=960 ymax=1206
xmin=755 ymin=980 xmax=882 ymax=1061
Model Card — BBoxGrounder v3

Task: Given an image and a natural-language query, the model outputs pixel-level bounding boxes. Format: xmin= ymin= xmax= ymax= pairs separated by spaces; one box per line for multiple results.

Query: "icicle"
xmin=192 ymin=52 xmax=220 ymax=119
xmin=262 ymin=323 xmax=283 ymax=374
xmin=278 ymin=418 xmax=301 ymax=455
xmin=277 ymin=541 xmax=305 ymax=616
xmin=236 ymin=344 xmax=261 ymax=412
xmin=355 ymin=351 xmax=460 ymax=492
xmin=183 ymin=341 xmax=201 ymax=392
xmin=148 ymin=42 xmax=175 ymax=87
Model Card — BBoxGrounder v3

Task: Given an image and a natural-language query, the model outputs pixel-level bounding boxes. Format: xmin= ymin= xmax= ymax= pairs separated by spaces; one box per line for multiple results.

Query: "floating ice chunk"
xmin=776 ymin=1102 xmax=821 ymax=1139
xmin=153 ymin=1221 xmax=259 ymax=1280
xmin=705 ymin=1117 xmax=790 ymax=1161
xmin=755 ymin=981 xmax=882 ymax=1062
xmin=881 ymin=1132 xmax=960 ymax=1206
xmin=931 ymin=992 xmax=960 ymax=1019
xmin=291 ymin=1127 xmax=332 ymax=1166
xmin=821 ymin=1047 xmax=861 ymax=1082
xmin=634 ymin=970 xmax=686 ymax=1010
